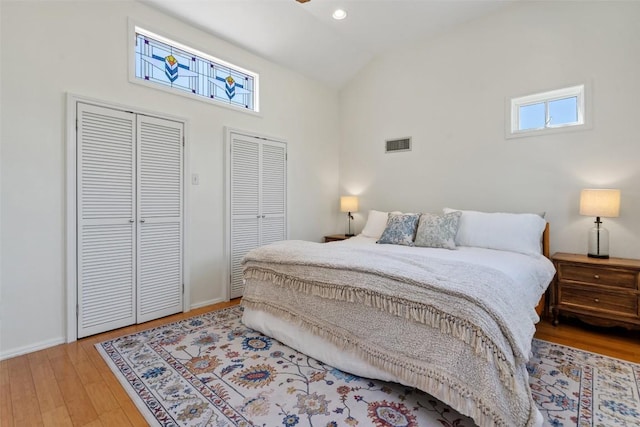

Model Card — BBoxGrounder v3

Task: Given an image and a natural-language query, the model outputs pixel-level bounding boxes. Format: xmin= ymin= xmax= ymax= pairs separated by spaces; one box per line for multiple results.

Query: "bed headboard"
xmin=542 ymin=223 xmax=550 ymax=259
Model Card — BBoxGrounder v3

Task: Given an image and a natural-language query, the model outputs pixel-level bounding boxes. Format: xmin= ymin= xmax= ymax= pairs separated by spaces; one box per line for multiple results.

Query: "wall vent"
xmin=385 ymin=137 xmax=411 ymax=153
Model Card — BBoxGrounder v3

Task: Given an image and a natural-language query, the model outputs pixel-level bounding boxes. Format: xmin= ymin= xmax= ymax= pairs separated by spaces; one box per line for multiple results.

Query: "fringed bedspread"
xmin=241 ymin=240 xmax=542 ymax=427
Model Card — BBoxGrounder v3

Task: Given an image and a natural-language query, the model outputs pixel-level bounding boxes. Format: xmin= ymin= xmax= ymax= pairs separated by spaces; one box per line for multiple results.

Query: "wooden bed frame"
xmin=535 ymin=222 xmax=551 ymax=317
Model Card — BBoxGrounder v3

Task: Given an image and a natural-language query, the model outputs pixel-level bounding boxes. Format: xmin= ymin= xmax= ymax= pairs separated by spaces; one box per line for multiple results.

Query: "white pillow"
xmin=361 ymin=210 xmax=401 ymax=239
xmin=443 ymin=208 xmax=546 ymax=256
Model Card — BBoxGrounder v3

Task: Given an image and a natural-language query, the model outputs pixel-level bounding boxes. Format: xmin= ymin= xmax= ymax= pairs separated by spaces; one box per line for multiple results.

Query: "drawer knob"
xmin=594 ymin=298 xmax=600 ymax=303
xmin=594 ymin=274 xmax=600 ymax=279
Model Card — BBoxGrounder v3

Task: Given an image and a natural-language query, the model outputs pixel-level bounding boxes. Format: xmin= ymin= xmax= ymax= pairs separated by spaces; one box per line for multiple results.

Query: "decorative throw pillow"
xmin=361 ymin=210 xmax=403 ymax=239
xmin=377 ymin=213 xmax=420 ymax=246
xmin=414 ymin=211 xmax=462 ymax=249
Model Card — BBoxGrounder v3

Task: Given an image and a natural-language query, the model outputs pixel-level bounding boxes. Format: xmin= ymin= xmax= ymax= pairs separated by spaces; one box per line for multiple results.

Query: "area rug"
xmin=96 ymin=306 xmax=640 ymax=426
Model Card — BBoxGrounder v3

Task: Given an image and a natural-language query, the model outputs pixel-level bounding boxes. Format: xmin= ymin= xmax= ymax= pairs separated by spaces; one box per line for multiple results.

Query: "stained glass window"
xmin=133 ymin=27 xmax=259 ymax=112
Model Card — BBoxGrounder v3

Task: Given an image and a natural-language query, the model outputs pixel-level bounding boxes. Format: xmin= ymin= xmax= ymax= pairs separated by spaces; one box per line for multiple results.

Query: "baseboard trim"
xmin=2 ymin=299 xmax=229 ymax=360
xmin=1 ymin=336 xmax=66 ymax=361
xmin=190 ymin=297 xmax=227 ymax=310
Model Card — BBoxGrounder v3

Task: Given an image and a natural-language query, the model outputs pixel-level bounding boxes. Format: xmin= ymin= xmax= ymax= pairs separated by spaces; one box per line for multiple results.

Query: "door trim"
xmin=223 ymin=127 xmax=288 ymax=301
xmin=65 ymin=93 xmax=191 ymax=343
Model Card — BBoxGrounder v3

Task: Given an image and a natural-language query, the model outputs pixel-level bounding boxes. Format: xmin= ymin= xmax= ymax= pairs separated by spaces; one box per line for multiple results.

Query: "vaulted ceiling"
xmin=144 ymin=0 xmax=515 ymax=89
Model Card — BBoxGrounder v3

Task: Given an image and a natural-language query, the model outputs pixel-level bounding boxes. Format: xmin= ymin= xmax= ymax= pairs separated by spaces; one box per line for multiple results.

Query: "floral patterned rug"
xmin=96 ymin=306 xmax=640 ymax=427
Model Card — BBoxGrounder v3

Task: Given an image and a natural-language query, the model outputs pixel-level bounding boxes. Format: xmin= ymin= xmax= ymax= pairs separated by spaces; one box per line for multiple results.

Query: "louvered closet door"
xmin=136 ymin=115 xmax=184 ymax=323
xmin=77 ymin=104 xmax=136 ymax=338
xmin=230 ymin=133 xmax=287 ymax=299
xmin=260 ymin=141 xmax=286 ymax=245
xmin=230 ymin=134 xmax=260 ymax=299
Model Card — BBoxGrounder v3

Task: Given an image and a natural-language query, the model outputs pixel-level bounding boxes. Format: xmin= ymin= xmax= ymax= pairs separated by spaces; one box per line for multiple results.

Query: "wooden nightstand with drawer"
xmin=550 ymin=252 xmax=640 ymax=329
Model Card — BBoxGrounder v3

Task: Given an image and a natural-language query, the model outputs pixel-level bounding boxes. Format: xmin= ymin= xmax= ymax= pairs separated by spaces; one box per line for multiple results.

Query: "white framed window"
xmin=129 ymin=23 xmax=260 ymax=114
xmin=507 ymin=84 xmax=587 ymax=138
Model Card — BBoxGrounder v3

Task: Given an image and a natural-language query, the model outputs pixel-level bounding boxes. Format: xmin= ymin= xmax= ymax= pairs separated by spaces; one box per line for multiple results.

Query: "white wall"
xmin=0 ymin=1 xmax=340 ymax=357
xmin=339 ymin=1 xmax=640 ymax=259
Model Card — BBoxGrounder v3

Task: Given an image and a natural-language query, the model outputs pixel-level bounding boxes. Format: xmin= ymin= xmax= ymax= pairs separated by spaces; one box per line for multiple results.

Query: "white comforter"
xmin=341 ymin=235 xmax=555 ymax=307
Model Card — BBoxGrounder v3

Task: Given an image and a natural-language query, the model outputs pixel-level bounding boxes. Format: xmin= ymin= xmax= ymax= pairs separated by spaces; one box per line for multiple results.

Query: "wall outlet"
xmin=191 ymin=173 xmax=200 ymax=185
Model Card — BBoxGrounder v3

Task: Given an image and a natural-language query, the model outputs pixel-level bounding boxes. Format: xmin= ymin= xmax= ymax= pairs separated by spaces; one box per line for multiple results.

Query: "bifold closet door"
xmin=259 ymin=141 xmax=286 ymax=246
xmin=136 ymin=115 xmax=183 ymax=323
xmin=230 ymin=135 xmax=260 ymax=299
xmin=77 ymin=104 xmax=184 ymax=338
xmin=229 ymin=133 xmax=286 ymax=299
xmin=77 ymin=104 xmax=137 ymax=338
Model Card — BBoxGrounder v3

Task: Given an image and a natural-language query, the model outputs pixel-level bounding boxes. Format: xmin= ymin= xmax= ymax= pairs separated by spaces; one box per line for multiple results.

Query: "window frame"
xmin=507 ymin=84 xmax=589 ymax=139
xmin=128 ymin=20 xmax=260 ymax=115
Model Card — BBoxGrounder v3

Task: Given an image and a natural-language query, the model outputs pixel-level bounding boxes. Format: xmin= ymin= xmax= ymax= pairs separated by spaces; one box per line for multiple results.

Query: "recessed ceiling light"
xmin=332 ymin=9 xmax=347 ymax=20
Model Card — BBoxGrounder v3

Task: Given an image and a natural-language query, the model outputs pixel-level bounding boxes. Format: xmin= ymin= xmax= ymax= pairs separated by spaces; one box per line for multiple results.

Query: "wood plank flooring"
xmin=534 ymin=315 xmax=640 ymax=363
xmin=1 ymin=299 xmax=638 ymax=426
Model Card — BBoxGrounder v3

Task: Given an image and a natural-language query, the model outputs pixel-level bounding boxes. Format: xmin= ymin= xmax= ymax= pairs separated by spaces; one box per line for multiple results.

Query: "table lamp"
xmin=340 ymin=196 xmax=359 ymax=236
xmin=579 ymin=189 xmax=620 ymax=259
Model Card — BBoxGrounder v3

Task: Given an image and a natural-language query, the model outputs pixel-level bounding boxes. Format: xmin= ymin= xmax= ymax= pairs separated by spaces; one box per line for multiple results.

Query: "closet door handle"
xmin=140 ymin=219 xmax=146 ymax=223
xmin=129 ymin=219 xmax=135 ymax=223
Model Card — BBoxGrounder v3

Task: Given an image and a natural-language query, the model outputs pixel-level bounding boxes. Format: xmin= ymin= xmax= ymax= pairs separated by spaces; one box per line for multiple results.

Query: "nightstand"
xmin=550 ymin=252 xmax=640 ymax=330
xmin=324 ymin=234 xmax=352 ymax=243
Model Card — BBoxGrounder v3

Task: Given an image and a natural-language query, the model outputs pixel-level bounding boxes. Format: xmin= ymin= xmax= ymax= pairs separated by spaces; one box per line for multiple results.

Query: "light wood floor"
xmin=1 ymin=299 xmax=638 ymax=426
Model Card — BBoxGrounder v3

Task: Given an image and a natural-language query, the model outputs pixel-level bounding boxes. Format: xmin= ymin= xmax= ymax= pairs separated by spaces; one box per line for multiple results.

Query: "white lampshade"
xmin=340 ymin=196 xmax=359 ymax=213
xmin=579 ymin=189 xmax=620 ymax=218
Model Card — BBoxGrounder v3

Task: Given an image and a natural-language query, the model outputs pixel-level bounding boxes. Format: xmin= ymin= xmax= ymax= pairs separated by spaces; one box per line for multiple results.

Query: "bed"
xmin=240 ymin=209 xmax=555 ymax=427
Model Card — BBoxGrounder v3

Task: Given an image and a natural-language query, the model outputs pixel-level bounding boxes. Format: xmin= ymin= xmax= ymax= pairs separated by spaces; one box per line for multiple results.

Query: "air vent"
xmin=385 ymin=137 xmax=411 ymax=153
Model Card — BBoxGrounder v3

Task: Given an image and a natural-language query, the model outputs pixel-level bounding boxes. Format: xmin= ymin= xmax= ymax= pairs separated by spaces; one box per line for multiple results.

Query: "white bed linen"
xmin=339 ymin=235 xmax=555 ymax=319
xmin=243 ymin=235 xmax=555 ymax=364
xmin=242 ymin=236 xmax=555 ymax=427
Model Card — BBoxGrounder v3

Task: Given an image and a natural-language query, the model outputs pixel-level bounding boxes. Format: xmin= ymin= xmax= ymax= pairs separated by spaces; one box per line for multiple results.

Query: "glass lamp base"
xmin=587 ymin=225 xmax=609 ymax=259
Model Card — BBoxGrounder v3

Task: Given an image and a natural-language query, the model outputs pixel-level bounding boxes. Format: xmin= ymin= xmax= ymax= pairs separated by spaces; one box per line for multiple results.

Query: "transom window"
xmin=509 ymin=85 xmax=585 ymax=137
xmin=132 ymin=26 xmax=259 ymax=113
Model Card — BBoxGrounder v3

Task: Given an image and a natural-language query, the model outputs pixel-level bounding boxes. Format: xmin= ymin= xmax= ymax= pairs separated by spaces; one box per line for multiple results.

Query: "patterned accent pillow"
xmin=414 ymin=211 xmax=462 ymax=250
xmin=377 ymin=213 xmax=420 ymax=246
